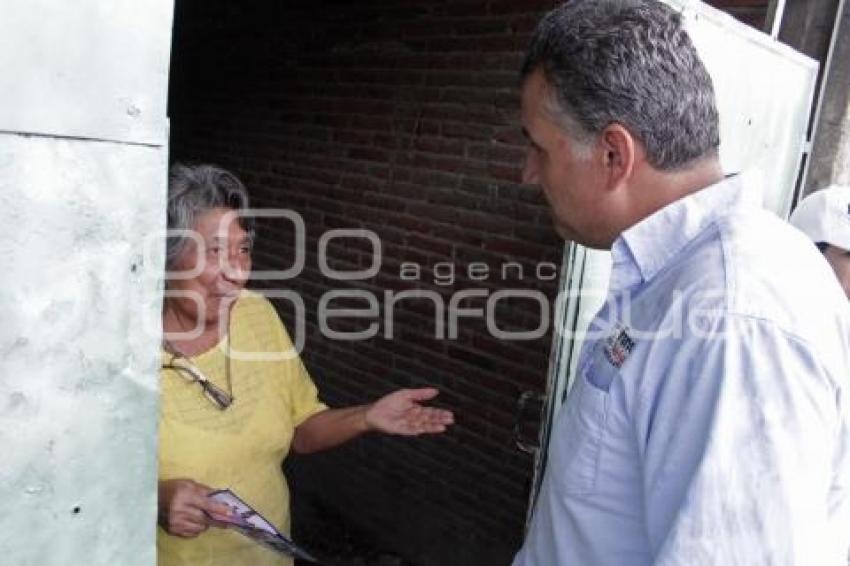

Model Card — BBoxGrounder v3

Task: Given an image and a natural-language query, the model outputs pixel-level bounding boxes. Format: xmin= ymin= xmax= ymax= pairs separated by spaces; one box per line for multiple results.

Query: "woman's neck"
xmin=162 ymin=303 xmax=227 ymax=357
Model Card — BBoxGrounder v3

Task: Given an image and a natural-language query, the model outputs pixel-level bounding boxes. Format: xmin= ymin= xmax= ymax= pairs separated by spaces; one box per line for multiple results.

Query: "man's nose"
xmin=522 ymin=148 xmax=540 ymax=184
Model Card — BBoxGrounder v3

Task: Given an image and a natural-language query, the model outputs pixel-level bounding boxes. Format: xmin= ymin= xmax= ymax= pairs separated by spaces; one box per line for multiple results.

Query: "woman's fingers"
xmin=417 ymin=407 xmax=454 ymax=425
xmin=201 ymin=500 xmax=237 ymax=524
xmin=170 ymin=505 xmax=210 ymax=537
xmin=196 ymin=487 xmax=235 ymax=519
xmin=403 ymin=387 xmax=440 ymax=402
xmin=367 ymin=387 xmax=455 ymax=435
xmin=160 ymin=478 xmax=232 ymax=538
xmin=400 ymin=406 xmax=455 ymax=435
xmin=432 ymin=407 xmax=455 ymax=423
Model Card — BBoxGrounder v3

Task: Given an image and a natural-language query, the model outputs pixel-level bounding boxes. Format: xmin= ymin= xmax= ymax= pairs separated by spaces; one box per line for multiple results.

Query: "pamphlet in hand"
xmin=207 ymin=488 xmax=319 ymax=563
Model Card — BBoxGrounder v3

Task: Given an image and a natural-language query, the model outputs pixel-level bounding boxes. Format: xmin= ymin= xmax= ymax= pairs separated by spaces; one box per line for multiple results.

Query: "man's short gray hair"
xmin=521 ymin=0 xmax=720 ymax=170
xmin=166 ymin=163 xmax=255 ymax=269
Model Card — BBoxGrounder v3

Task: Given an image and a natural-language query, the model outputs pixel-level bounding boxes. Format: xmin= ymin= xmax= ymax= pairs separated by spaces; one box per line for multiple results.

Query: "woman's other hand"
xmin=158 ymin=479 xmax=234 ymax=538
xmin=292 ymin=388 xmax=454 ymax=453
xmin=365 ymin=388 xmax=455 ymax=436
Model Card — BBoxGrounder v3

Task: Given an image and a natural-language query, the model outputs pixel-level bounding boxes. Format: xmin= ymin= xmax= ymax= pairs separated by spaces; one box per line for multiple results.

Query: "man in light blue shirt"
xmin=514 ymin=1 xmax=850 ymax=564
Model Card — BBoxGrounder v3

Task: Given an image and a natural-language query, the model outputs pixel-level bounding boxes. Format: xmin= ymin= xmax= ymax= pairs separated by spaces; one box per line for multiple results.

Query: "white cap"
xmin=790 ymin=185 xmax=850 ymax=251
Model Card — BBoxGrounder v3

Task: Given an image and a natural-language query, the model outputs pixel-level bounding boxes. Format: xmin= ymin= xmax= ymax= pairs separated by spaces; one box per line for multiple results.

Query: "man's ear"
xmin=600 ymin=123 xmax=636 ymax=191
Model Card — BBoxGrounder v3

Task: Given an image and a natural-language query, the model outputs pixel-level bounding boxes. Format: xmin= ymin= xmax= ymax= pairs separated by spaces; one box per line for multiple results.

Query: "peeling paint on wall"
xmin=0 ymin=135 xmax=167 ymax=565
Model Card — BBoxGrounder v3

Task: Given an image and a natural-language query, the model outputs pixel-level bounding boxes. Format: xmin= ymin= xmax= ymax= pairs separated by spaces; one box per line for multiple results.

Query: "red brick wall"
xmin=170 ymin=2 xmax=560 ymax=564
xmin=169 ymin=1 xmax=769 ymax=564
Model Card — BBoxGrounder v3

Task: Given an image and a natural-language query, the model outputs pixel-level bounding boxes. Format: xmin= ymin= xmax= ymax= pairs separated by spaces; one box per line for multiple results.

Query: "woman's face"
xmin=167 ymin=207 xmax=253 ymax=328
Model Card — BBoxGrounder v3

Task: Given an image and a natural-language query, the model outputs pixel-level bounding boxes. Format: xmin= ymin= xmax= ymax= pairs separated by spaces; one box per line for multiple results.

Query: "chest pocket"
xmin=549 ymin=341 xmax=614 ymax=496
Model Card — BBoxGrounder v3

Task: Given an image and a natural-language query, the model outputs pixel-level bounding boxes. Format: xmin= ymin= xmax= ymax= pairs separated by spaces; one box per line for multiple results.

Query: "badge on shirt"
xmin=603 ymin=323 xmax=635 ymax=369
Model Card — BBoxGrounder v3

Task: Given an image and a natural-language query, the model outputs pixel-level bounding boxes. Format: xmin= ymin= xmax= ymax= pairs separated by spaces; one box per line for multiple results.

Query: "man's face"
xmin=520 ymin=69 xmax=607 ymax=246
xmin=823 ymin=244 xmax=850 ymax=300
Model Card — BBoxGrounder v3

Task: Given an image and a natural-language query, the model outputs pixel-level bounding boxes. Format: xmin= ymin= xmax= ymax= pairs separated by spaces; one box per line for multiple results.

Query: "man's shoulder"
xmin=719 ymin=208 xmax=845 ymax=320
xmin=675 ymin=208 xmax=850 ymax=361
xmin=652 ymin=207 xmax=847 ymax=333
xmin=636 ymin=208 xmax=850 ymax=388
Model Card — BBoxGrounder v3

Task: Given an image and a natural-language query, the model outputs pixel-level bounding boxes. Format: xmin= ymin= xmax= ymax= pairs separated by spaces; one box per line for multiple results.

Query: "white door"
xmin=525 ymin=0 xmax=819 ymax=520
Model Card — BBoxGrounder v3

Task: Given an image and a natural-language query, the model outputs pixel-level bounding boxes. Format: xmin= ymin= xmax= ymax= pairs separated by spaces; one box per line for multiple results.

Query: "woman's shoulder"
xmin=235 ymin=288 xmax=273 ymax=308
xmin=232 ymin=289 xmax=280 ymax=326
xmin=231 ymin=289 xmax=299 ymax=355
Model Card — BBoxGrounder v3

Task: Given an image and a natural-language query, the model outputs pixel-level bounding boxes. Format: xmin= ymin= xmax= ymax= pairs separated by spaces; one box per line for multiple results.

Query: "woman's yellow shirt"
xmin=158 ymin=291 xmax=326 ymax=565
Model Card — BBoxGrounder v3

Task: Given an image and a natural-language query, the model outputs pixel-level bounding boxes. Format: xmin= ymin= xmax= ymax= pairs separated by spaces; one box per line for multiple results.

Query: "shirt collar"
xmin=609 ymin=172 xmax=762 ymax=291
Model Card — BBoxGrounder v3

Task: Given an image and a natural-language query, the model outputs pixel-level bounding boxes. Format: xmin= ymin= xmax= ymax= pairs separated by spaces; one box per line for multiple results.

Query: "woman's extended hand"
xmin=365 ymin=388 xmax=455 ymax=436
xmin=158 ymin=479 xmax=234 ymax=538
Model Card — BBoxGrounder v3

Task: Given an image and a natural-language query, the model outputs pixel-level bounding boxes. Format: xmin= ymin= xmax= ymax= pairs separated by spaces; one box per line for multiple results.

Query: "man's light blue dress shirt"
xmin=514 ymin=174 xmax=850 ymax=565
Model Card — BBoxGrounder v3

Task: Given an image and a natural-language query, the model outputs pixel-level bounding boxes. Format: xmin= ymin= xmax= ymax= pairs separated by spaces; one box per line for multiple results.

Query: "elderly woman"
xmin=157 ymin=164 xmax=454 ymax=565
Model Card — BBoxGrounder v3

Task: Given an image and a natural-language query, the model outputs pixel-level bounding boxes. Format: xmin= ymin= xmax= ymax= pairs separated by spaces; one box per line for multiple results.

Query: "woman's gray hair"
xmin=521 ymin=0 xmax=720 ymax=171
xmin=166 ymin=163 xmax=255 ymax=269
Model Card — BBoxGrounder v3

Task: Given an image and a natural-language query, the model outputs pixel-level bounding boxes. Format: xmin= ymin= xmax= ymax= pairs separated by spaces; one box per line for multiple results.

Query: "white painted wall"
xmin=0 ymin=1 xmax=173 ymax=145
xmin=0 ymin=2 xmax=173 ymax=564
